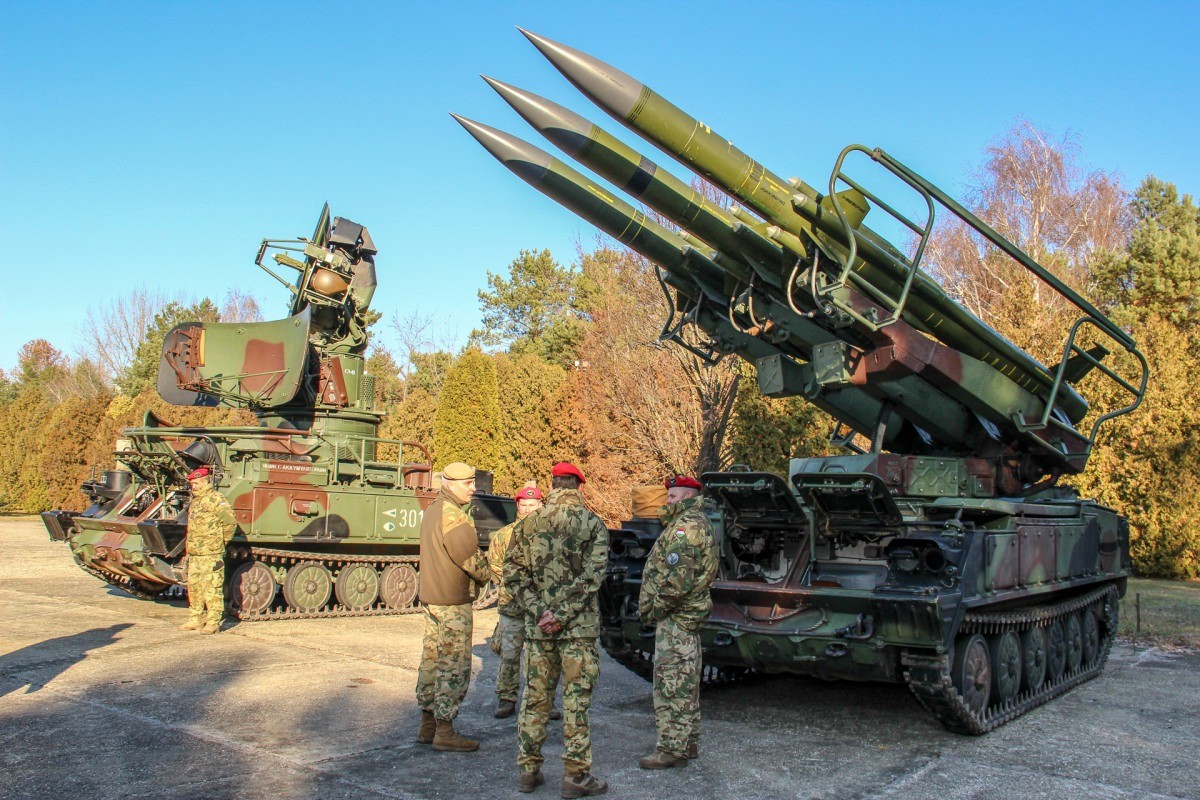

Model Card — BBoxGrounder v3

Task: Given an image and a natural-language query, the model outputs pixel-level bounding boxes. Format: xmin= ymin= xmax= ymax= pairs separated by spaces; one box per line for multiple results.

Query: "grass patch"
xmin=1119 ymin=577 xmax=1200 ymax=649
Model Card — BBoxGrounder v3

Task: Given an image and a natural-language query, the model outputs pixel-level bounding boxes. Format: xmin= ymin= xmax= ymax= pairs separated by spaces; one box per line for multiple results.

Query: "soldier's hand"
xmin=537 ymin=609 xmax=562 ymax=635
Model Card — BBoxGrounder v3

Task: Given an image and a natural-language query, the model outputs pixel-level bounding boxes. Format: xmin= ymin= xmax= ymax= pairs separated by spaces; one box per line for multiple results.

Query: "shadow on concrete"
xmin=1 ymin=622 xmax=134 ymax=696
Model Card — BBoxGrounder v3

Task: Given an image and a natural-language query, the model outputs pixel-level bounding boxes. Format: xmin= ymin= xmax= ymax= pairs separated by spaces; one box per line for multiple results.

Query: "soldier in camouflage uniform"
xmin=503 ymin=462 xmax=609 ymax=798
xmin=637 ymin=475 xmax=718 ymax=769
xmin=489 ymin=484 xmax=561 ymax=721
xmin=415 ymin=461 xmax=491 ymax=752
xmin=179 ymin=467 xmax=237 ymax=635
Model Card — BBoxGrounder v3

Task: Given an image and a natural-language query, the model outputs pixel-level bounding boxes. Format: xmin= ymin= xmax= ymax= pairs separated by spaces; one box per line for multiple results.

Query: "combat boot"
xmin=431 ymin=718 xmax=479 ymax=752
xmin=638 ymin=749 xmax=688 ymax=769
xmin=416 ymin=711 xmax=435 ymax=744
xmin=518 ymin=770 xmax=544 ymax=793
xmin=686 ymin=741 xmax=698 ymax=759
xmin=495 ymin=699 xmax=517 ymax=718
xmin=200 ymin=622 xmax=221 ymax=635
xmin=561 ymin=772 xmax=607 ymax=798
xmin=179 ymin=619 xmax=203 ymax=631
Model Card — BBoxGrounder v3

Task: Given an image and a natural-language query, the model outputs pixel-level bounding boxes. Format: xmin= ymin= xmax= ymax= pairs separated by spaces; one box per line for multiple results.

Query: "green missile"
xmin=452 ymin=114 xmax=960 ymax=448
xmin=481 ymin=76 xmax=788 ymax=290
xmin=518 ymin=29 xmax=1088 ymax=424
xmin=454 ymin=116 xmax=984 ymax=448
xmin=450 ymin=114 xmax=729 ymax=305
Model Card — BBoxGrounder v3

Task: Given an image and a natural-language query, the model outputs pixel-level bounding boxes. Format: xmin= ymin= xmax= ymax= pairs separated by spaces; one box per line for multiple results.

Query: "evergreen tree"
xmin=725 ymin=362 xmax=831 ymax=476
xmin=474 ymin=249 xmax=591 ymax=368
xmin=1077 ymin=177 xmax=1200 ymax=577
xmin=118 ymin=299 xmax=220 ymax=396
xmin=433 ymin=349 xmax=500 ymax=472
xmin=493 ymin=352 xmax=568 ymax=494
xmin=1092 ymin=177 xmax=1200 ymax=327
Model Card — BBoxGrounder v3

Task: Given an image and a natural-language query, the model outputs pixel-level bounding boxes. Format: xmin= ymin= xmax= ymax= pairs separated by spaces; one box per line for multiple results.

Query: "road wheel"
xmin=952 ymin=633 xmax=991 ymax=716
xmin=988 ymin=630 xmax=1022 ymax=706
xmin=1047 ymin=618 xmax=1067 ymax=681
xmin=229 ymin=561 xmax=276 ymax=615
xmin=283 ymin=561 xmax=332 ymax=613
xmin=1064 ymin=612 xmax=1084 ymax=673
xmin=380 ymin=563 xmax=418 ymax=610
xmin=1080 ymin=606 xmax=1100 ymax=666
xmin=335 ymin=563 xmax=379 ymax=611
xmin=1020 ymin=626 xmax=1047 ymax=692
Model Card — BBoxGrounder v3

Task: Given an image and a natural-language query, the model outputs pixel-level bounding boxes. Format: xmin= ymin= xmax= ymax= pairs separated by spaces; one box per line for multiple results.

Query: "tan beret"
xmin=442 ymin=462 xmax=475 ymax=481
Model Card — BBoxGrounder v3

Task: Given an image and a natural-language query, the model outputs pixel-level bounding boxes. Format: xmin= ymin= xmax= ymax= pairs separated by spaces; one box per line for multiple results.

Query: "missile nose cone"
xmin=481 ymin=76 xmax=593 ymax=157
xmin=450 ymin=114 xmax=553 ymax=185
xmin=517 ymin=29 xmax=643 ymax=119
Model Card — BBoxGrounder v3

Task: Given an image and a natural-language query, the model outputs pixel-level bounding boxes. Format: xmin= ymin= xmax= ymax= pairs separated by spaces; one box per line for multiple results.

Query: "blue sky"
xmin=2 ymin=1 xmax=1197 ymax=374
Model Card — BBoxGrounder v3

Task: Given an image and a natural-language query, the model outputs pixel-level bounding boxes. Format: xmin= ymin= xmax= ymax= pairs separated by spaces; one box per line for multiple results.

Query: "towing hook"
xmin=834 ymin=613 xmax=875 ymax=640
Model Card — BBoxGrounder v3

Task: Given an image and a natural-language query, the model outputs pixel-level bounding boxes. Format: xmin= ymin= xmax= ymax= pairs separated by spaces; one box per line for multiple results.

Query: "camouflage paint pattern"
xmin=416 ymin=602 xmax=474 ymax=720
xmin=518 ymin=637 xmax=599 ymax=775
xmin=182 ymin=481 xmax=236 ymax=624
xmin=651 ymin=617 xmax=700 ymax=758
xmin=639 ymin=496 xmax=718 ymax=632
xmin=45 ymin=209 xmax=515 ymax=613
xmin=458 ymin=35 xmax=1145 ymax=732
xmin=494 ymin=612 xmax=525 ymax=702
xmin=186 ymin=555 xmax=227 ymax=626
xmin=487 ymin=520 xmax=520 ymax=614
xmin=502 ymin=488 xmax=608 ymax=640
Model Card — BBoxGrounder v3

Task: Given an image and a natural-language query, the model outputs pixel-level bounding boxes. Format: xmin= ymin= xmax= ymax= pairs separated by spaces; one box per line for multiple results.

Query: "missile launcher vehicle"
xmin=42 ymin=208 xmax=514 ymax=619
xmin=457 ymin=30 xmax=1149 ymax=733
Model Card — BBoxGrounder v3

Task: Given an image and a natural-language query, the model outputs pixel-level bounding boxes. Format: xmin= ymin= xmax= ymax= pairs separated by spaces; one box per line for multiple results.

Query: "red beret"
xmin=186 ymin=467 xmax=211 ymax=481
xmin=515 ymin=486 xmax=544 ymax=501
xmin=551 ymin=462 xmax=586 ymax=483
xmin=665 ymin=475 xmax=702 ymax=490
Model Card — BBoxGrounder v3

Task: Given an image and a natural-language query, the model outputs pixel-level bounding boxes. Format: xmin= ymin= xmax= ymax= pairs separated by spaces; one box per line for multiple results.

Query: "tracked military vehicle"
xmin=458 ymin=30 xmax=1148 ymax=733
xmin=43 ymin=208 xmax=513 ymax=619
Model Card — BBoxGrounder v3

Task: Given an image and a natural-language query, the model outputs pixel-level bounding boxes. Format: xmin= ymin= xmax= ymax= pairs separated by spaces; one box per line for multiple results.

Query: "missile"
xmin=451 ymin=114 xmax=731 ymax=305
xmin=481 ymin=76 xmax=788 ymax=290
xmin=453 ymin=114 xmax=979 ymax=450
xmin=455 ymin=115 xmax=991 ymax=448
xmin=517 ymin=29 xmax=1088 ymax=424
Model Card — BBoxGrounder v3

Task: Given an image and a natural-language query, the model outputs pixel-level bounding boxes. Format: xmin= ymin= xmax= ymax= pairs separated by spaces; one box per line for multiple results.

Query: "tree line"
xmin=1 ymin=123 xmax=1196 ymax=579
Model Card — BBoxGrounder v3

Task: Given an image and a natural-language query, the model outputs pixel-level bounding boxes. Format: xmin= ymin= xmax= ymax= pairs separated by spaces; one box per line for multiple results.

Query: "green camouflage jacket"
xmin=502 ymin=488 xmax=608 ymax=640
xmin=639 ymin=495 xmax=718 ymax=631
xmin=488 ymin=519 xmax=520 ymax=615
xmin=186 ymin=481 xmax=237 ymax=556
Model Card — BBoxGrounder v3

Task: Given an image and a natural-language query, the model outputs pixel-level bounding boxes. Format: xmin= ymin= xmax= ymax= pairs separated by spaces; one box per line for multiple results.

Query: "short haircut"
xmin=551 ymin=475 xmax=581 ymax=491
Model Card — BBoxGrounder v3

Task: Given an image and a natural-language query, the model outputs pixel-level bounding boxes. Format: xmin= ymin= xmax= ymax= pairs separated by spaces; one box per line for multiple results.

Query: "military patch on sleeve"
xmin=667 ymin=552 xmax=680 ymax=566
xmin=675 ymin=529 xmax=686 ymax=537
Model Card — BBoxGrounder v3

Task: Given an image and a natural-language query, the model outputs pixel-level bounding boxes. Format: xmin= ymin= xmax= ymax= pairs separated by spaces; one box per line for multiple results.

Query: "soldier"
xmin=504 ymin=462 xmax=609 ymax=798
xmin=179 ymin=466 xmax=237 ymax=635
xmin=415 ymin=461 xmax=491 ymax=752
xmin=637 ymin=475 xmax=718 ymax=769
xmin=488 ymin=484 xmax=561 ymax=721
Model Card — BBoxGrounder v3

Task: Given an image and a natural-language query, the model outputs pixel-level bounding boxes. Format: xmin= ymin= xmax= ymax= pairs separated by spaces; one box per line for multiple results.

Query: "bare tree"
xmin=220 ymin=289 xmax=264 ymax=323
xmin=80 ymin=286 xmax=169 ymax=386
xmin=44 ymin=358 xmax=110 ymax=403
xmin=389 ymin=309 xmax=459 ymax=400
xmin=571 ymin=246 xmax=740 ymax=522
xmin=922 ymin=120 xmax=1130 ymax=363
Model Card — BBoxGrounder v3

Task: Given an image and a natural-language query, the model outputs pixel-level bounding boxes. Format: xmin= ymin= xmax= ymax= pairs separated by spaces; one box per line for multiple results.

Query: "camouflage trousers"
xmin=652 ymin=616 xmax=701 ymax=757
xmin=186 ymin=556 xmax=226 ymax=626
xmin=494 ymin=612 xmax=525 ymax=701
xmin=518 ymin=637 xmax=598 ymax=775
xmin=416 ymin=603 xmax=474 ymax=720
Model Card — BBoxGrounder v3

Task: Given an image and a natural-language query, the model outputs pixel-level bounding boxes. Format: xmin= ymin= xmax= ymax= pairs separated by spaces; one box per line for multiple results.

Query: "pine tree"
xmin=725 ymin=362 xmax=831 ymax=477
xmin=1077 ymin=177 xmax=1200 ymax=577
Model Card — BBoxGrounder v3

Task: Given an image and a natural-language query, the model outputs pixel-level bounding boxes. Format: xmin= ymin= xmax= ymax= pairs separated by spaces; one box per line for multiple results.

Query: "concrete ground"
xmin=1 ymin=515 xmax=1196 ymax=800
